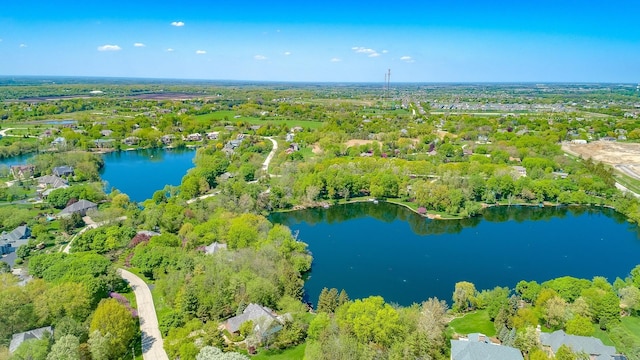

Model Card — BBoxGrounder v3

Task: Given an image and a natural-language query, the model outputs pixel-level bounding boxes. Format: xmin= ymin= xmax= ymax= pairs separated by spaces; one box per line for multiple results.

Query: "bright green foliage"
xmin=476 ymin=286 xmax=510 ymax=320
xmin=11 ymin=337 xmax=50 ymax=360
xmin=226 ymin=213 xmax=271 ymax=249
xmin=580 ymin=287 xmax=620 ymax=329
xmin=565 ymin=315 xmax=594 ymax=336
xmin=307 ymin=312 xmax=331 ymax=341
xmin=72 ymin=224 xmax=136 ymax=253
xmin=514 ymin=325 xmax=540 ymax=356
xmin=34 ymin=282 xmax=92 ymax=324
xmin=529 ymin=349 xmax=552 ymax=360
xmin=317 ymin=288 xmax=338 ymax=313
xmin=89 ymin=299 xmax=137 ymax=360
xmin=336 ymin=296 xmax=404 ymax=348
xmin=555 ymin=344 xmax=578 ymax=360
xmin=453 ymin=281 xmax=478 ymax=312
xmin=516 ymin=280 xmax=542 ymax=303
xmin=47 ymin=334 xmax=80 ymax=360
xmin=47 ymin=183 xmax=105 ymax=209
xmin=542 ymin=277 xmax=592 ymax=302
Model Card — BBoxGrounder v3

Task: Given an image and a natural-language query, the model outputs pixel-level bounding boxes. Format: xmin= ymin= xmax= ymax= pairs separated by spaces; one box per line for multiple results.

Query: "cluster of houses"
xmin=451 ymin=329 xmax=627 ymax=360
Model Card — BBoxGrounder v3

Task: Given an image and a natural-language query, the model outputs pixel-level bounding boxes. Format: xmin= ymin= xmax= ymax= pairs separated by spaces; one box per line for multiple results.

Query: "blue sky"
xmin=1 ymin=0 xmax=639 ymax=82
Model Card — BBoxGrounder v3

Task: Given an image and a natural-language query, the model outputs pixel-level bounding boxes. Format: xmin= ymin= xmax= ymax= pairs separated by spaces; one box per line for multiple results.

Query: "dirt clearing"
xmin=562 ymin=141 xmax=640 ymax=179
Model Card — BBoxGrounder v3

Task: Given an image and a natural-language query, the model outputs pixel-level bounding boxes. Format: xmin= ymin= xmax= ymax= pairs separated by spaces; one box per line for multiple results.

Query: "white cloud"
xmin=254 ymin=55 xmax=267 ymax=60
xmin=352 ymin=46 xmax=376 ymax=54
xmin=368 ymin=52 xmax=380 ymax=57
xmin=171 ymin=21 xmax=185 ymax=27
xmin=166 ymin=48 xmax=175 ymax=52
xmin=382 ymin=50 xmax=388 ymax=53
xmin=19 ymin=43 xmax=27 ymax=48
xmin=400 ymin=55 xmax=414 ymax=63
xmin=330 ymin=57 xmax=341 ymax=62
xmin=133 ymin=43 xmax=145 ymax=47
xmin=97 ymin=44 xmax=121 ymax=51
xmin=283 ymin=51 xmax=291 ymax=56
xmin=196 ymin=50 xmax=207 ymax=54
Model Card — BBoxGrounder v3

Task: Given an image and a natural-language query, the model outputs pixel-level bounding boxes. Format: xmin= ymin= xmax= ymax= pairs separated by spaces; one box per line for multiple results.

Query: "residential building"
xmin=224 ymin=303 xmax=290 ymax=342
xmin=10 ymin=165 xmax=35 ymax=180
xmin=59 ymin=200 xmax=98 ymax=217
xmin=186 ymin=133 xmax=203 ymax=141
xmin=100 ymin=129 xmax=113 ymax=137
xmin=37 ymin=175 xmax=69 ymax=190
xmin=0 ymin=226 xmax=31 ymax=255
xmin=286 ymin=133 xmax=295 ymax=142
xmin=161 ymin=134 xmax=176 ymax=145
xmin=10 ymin=327 xmax=53 ymax=353
xmin=53 ymin=165 xmax=74 ymax=177
xmin=540 ymin=330 xmax=626 ymax=360
xmin=451 ymin=333 xmax=524 ymax=360
xmin=50 ymin=137 xmax=66 ymax=146
xmin=93 ymin=139 xmax=115 ymax=148
xmin=122 ymin=136 xmax=140 ymax=146
xmin=204 ymin=241 xmax=227 ymax=254
xmin=206 ymin=131 xmax=219 ymax=140
xmin=512 ymin=166 xmax=527 ymax=178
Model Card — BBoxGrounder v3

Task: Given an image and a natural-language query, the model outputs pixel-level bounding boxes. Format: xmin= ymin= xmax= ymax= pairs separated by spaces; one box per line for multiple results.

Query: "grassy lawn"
xmin=592 ymin=327 xmax=615 ymax=346
xmin=448 ymin=310 xmax=496 ymax=337
xmin=251 ymin=343 xmax=306 ymax=360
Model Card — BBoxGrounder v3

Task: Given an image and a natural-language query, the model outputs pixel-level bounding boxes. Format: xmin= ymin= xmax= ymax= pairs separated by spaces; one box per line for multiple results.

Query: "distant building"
xmin=186 ymin=133 xmax=203 ymax=141
xmin=123 ymin=136 xmax=140 ymax=146
xmin=224 ymin=303 xmax=290 ymax=342
xmin=161 ymin=134 xmax=176 ymax=145
xmin=451 ymin=333 xmax=524 ymax=360
xmin=53 ymin=165 xmax=74 ymax=177
xmin=206 ymin=131 xmax=219 ymax=140
xmin=50 ymin=137 xmax=66 ymax=146
xmin=512 ymin=166 xmax=527 ymax=178
xmin=0 ymin=225 xmax=31 ymax=255
xmin=286 ymin=133 xmax=295 ymax=142
xmin=204 ymin=241 xmax=227 ymax=254
xmin=10 ymin=165 xmax=35 ymax=180
xmin=58 ymin=200 xmax=98 ymax=217
xmin=10 ymin=327 xmax=53 ymax=353
xmin=100 ymin=129 xmax=113 ymax=137
xmin=540 ymin=330 xmax=626 ymax=360
xmin=93 ymin=139 xmax=115 ymax=148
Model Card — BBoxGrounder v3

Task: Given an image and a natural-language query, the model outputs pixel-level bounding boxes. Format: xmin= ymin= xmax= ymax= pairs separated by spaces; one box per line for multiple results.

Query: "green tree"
xmin=47 ymin=334 xmax=80 ymax=360
xmin=555 ymin=344 xmax=577 ymax=360
xmin=565 ymin=315 xmax=594 ymax=336
xmin=11 ymin=337 xmax=50 ymax=360
xmin=452 ymin=281 xmax=477 ymax=312
xmin=317 ymin=287 xmax=338 ymax=313
xmin=89 ymin=299 xmax=137 ymax=359
xmin=196 ymin=346 xmax=249 ymax=360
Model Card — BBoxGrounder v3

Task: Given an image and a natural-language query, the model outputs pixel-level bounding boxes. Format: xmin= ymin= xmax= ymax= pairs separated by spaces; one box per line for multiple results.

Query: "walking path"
xmin=118 ymin=269 xmax=169 ymax=360
xmin=61 ymin=216 xmax=127 ymax=253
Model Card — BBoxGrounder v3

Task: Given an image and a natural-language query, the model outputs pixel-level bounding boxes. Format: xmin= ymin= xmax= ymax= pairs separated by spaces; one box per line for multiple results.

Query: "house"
xmin=552 ymin=172 xmax=569 ymax=179
xmin=50 ymin=137 xmax=66 ymax=146
xmin=186 ymin=133 xmax=203 ymax=141
xmin=285 ymin=133 xmax=295 ymax=142
xmin=451 ymin=333 xmax=524 ymax=360
xmin=93 ymin=139 xmax=115 ymax=148
xmin=122 ymin=136 xmax=140 ymax=146
xmin=540 ymin=330 xmax=626 ymax=360
xmin=225 ymin=125 xmax=235 ymax=131
xmin=10 ymin=326 xmax=53 ymax=353
xmin=204 ymin=241 xmax=227 ymax=254
xmin=161 ymin=134 xmax=176 ymax=145
xmin=237 ymin=133 xmax=245 ymax=140
xmin=10 ymin=165 xmax=35 ymax=180
xmin=53 ymin=165 xmax=74 ymax=177
xmin=249 ymin=125 xmax=261 ymax=131
xmin=37 ymin=175 xmax=69 ymax=189
xmin=206 ymin=131 xmax=219 ymax=140
xmin=59 ymin=200 xmax=98 ymax=217
xmin=512 ymin=166 xmax=527 ymax=178
xmin=228 ymin=139 xmax=243 ymax=148
xmin=0 ymin=226 xmax=31 ymax=255
xmin=291 ymin=126 xmax=304 ymax=132
xmin=224 ymin=303 xmax=290 ymax=341
xmin=100 ymin=129 xmax=113 ymax=137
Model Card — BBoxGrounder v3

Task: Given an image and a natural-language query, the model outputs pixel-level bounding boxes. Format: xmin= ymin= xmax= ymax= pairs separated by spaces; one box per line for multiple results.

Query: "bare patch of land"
xmin=562 ymin=141 xmax=640 ymax=179
xmin=344 ymin=139 xmax=380 ymax=147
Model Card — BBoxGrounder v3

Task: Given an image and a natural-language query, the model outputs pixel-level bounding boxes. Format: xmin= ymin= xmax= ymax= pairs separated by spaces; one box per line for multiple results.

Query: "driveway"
xmin=118 ymin=269 xmax=169 ymax=360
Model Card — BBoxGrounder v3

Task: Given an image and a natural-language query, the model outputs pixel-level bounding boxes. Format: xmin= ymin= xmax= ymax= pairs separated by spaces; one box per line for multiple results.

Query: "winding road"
xmin=119 ymin=269 xmax=169 ymax=360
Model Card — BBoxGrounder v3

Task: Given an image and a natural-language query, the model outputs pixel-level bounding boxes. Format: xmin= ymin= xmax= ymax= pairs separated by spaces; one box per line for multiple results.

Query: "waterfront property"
xmin=9 ymin=326 xmax=53 ymax=353
xmin=451 ymin=333 xmax=524 ymax=360
xmin=540 ymin=330 xmax=627 ymax=360
xmin=224 ymin=303 xmax=290 ymax=343
xmin=58 ymin=199 xmax=97 ymax=217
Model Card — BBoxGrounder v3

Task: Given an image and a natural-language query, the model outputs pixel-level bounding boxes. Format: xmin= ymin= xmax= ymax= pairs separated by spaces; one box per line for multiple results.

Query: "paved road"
xmin=119 ymin=269 xmax=169 ymax=360
xmin=62 ymin=216 xmax=127 ymax=253
xmin=262 ymin=137 xmax=278 ymax=174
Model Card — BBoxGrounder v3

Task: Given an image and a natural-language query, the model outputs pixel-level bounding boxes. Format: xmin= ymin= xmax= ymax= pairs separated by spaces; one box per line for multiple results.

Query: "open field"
xmin=563 ymin=141 xmax=640 ymax=179
xmin=344 ymin=139 xmax=380 ymax=147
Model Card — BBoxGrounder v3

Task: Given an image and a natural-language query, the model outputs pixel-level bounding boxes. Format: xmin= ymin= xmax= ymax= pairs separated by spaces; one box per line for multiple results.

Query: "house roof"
xmin=37 ymin=175 xmax=69 ymax=188
xmin=53 ymin=165 xmax=74 ymax=176
xmin=451 ymin=340 xmax=524 ymax=360
xmin=9 ymin=326 xmax=53 ymax=353
xmin=540 ymin=330 xmax=619 ymax=360
xmin=0 ymin=226 xmax=30 ymax=243
xmin=59 ymin=199 xmax=97 ymax=216
xmin=225 ymin=303 xmax=280 ymax=334
xmin=204 ymin=241 xmax=227 ymax=255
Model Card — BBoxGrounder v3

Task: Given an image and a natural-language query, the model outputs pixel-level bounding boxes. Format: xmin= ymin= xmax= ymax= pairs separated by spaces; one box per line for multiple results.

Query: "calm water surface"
xmin=100 ymin=148 xmax=195 ymax=202
xmin=271 ymin=202 xmax=640 ymax=306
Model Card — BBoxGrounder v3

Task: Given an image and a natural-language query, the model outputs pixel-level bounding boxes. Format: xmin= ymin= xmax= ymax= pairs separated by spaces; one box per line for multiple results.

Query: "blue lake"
xmin=270 ymin=202 xmax=640 ymax=306
xmin=100 ymin=148 xmax=196 ymax=203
